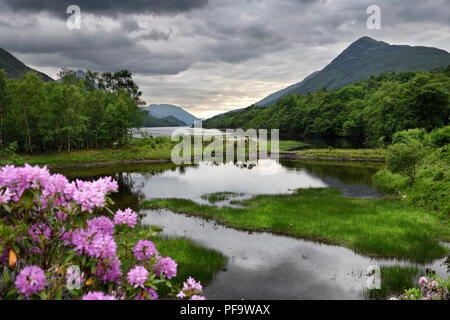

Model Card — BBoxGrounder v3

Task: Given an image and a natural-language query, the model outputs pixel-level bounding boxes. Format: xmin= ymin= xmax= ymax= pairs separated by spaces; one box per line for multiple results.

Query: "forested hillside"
xmin=204 ymin=67 xmax=450 ymax=146
xmin=0 ymin=69 xmax=146 ymax=153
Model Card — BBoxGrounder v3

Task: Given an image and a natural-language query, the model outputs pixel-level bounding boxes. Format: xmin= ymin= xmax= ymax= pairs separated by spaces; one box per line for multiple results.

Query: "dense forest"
xmin=204 ymin=67 xmax=450 ymax=146
xmin=0 ymin=69 xmax=146 ymax=153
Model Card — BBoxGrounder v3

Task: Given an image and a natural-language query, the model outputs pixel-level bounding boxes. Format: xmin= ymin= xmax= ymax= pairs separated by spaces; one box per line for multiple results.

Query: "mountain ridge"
xmin=254 ymin=36 xmax=450 ymax=107
xmin=141 ymin=104 xmax=201 ymax=126
xmin=0 ymin=48 xmax=53 ymax=82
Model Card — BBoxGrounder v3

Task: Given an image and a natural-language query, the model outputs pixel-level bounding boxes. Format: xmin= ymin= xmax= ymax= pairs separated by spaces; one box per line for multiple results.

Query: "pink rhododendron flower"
xmin=190 ymin=295 xmax=206 ymax=300
xmin=71 ymin=227 xmax=117 ymax=260
xmin=153 ymin=256 xmax=177 ymax=279
xmin=133 ymin=240 xmax=158 ymax=261
xmin=114 ymin=208 xmax=137 ymax=228
xmin=82 ymin=292 xmax=116 ymax=300
xmin=177 ymin=276 xmax=204 ymax=299
xmin=127 ymin=266 xmax=149 ymax=289
xmin=28 ymin=223 xmax=51 ymax=243
xmin=0 ymin=187 xmax=12 ymax=204
xmin=95 ymin=256 xmax=123 ymax=284
xmin=135 ymin=288 xmax=159 ymax=300
xmin=88 ymin=216 xmax=114 ymax=236
xmin=14 ymin=266 xmax=48 ymax=298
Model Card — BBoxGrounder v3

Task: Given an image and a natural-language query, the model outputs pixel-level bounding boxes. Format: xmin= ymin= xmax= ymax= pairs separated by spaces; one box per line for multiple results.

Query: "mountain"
xmin=256 ymin=71 xmax=320 ymax=107
xmin=143 ymin=115 xmax=187 ymax=127
xmin=57 ymin=69 xmax=87 ymax=81
xmin=142 ymin=104 xmax=200 ymax=126
xmin=255 ymin=37 xmax=450 ymax=107
xmin=0 ymin=48 xmax=53 ymax=82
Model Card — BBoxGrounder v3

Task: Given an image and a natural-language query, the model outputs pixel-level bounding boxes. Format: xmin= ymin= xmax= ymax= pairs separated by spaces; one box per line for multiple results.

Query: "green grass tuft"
xmin=365 ymin=266 xmax=421 ymax=300
xmin=201 ymin=192 xmax=245 ymax=204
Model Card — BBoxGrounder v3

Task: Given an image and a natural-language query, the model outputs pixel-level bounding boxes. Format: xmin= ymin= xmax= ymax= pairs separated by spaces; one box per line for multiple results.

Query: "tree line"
xmin=0 ymin=69 xmax=146 ymax=153
xmin=204 ymin=66 xmax=450 ymax=146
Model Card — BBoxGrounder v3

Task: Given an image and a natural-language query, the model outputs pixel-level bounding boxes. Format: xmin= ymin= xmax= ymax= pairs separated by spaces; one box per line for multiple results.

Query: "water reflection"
xmin=142 ymin=209 xmax=449 ymax=300
xmin=55 ymin=160 xmax=381 ymax=210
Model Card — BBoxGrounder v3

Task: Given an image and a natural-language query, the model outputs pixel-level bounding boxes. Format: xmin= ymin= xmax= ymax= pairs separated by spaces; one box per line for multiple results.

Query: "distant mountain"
xmin=57 ymin=69 xmax=87 ymax=81
xmin=142 ymin=104 xmax=200 ymax=126
xmin=143 ymin=115 xmax=187 ymax=127
xmin=0 ymin=48 xmax=53 ymax=82
xmin=255 ymin=37 xmax=450 ymax=107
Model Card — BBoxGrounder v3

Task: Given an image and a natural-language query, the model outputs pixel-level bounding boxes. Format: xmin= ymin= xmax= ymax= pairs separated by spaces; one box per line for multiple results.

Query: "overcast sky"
xmin=0 ymin=0 xmax=449 ymax=118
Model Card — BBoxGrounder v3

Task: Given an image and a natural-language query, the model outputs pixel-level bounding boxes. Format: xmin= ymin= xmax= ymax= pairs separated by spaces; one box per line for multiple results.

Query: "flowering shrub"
xmin=391 ymin=274 xmax=449 ymax=300
xmin=0 ymin=164 xmax=205 ymax=300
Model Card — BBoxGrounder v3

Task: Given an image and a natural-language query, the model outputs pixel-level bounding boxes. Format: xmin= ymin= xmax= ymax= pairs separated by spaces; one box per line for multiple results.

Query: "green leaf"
xmin=3 ymin=270 xmax=10 ymax=284
xmin=20 ymin=189 xmax=35 ymax=210
xmin=55 ymin=288 xmax=63 ymax=300
xmin=65 ymin=251 xmax=78 ymax=264
xmin=81 ymin=255 xmax=87 ymax=266
xmin=6 ymin=288 xmax=17 ymax=298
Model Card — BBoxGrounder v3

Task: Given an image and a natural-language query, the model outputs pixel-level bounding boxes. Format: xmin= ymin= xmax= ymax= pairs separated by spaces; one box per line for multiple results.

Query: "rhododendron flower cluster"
xmin=14 ymin=266 xmax=48 ymax=298
xmin=82 ymin=292 xmax=116 ymax=300
xmin=127 ymin=266 xmax=149 ymax=288
xmin=177 ymin=277 xmax=205 ymax=300
xmin=114 ymin=208 xmax=138 ymax=228
xmin=0 ymin=164 xmax=118 ymax=209
xmin=0 ymin=164 xmax=206 ymax=301
xmin=392 ymin=274 xmax=449 ymax=300
xmin=87 ymin=217 xmax=115 ymax=236
xmin=153 ymin=256 xmax=177 ymax=279
xmin=134 ymin=240 xmax=158 ymax=261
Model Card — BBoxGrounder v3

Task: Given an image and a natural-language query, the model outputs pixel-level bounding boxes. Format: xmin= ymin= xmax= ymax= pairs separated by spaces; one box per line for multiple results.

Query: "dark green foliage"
xmin=387 ymin=130 xmax=428 ymax=183
xmin=430 ymin=126 xmax=450 ymax=147
xmin=0 ymin=69 xmax=146 ymax=153
xmin=204 ymin=68 xmax=450 ymax=146
xmin=373 ymin=127 xmax=450 ymax=214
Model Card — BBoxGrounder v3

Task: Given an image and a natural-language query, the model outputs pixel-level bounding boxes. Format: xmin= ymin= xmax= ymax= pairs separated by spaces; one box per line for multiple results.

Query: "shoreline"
xmin=278 ymin=152 xmax=386 ymax=162
xmin=5 ymin=152 xmax=386 ymax=170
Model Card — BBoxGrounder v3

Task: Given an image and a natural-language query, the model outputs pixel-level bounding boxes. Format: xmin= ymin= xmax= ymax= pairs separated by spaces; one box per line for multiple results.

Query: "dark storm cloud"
xmin=0 ymin=0 xmax=448 ymax=116
xmin=0 ymin=18 xmax=192 ymax=75
xmin=2 ymin=0 xmax=209 ymax=17
xmin=121 ymin=17 xmax=140 ymax=32
xmin=139 ymin=29 xmax=172 ymax=41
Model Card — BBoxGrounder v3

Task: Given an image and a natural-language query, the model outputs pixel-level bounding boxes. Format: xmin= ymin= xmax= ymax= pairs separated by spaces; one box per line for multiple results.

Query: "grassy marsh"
xmin=142 ymin=188 xmax=449 ymax=263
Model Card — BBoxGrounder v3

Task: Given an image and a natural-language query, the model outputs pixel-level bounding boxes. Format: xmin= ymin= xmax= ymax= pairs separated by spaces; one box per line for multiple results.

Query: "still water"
xmin=56 ymin=160 xmax=449 ymax=300
xmin=133 ymin=127 xmax=364 ymax=148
